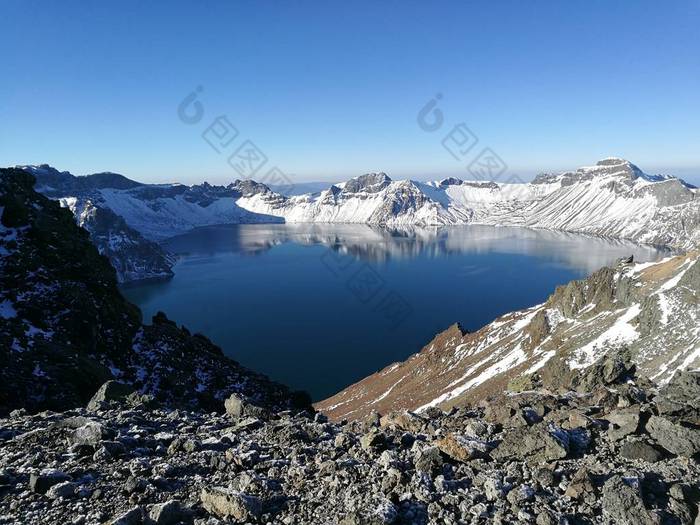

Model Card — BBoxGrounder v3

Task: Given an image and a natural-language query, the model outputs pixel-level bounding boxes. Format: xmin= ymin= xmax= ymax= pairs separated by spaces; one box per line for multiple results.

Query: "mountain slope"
xmin=60 ymin=197 xmax=174 ymax=282
xmin=471 ymin=158 xmax=699 ymax=250
xmin=24 ymin=165 xmax=175 ymax=283
xmin=0 ymin=168 xmax=303 ymax=414
xmin=316 ymin=250 xmax=700 ymax=421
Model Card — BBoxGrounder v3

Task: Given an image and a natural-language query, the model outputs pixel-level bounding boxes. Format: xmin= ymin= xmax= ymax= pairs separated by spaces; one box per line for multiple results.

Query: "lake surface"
xmin=122 ymin=224 xmax=668 ymax=401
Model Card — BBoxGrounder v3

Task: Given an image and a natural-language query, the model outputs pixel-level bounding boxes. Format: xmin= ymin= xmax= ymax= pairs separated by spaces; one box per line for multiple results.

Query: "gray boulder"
xmin=413 ymin=446 xmax=443 ymax=474
xmin=69 ymin=421 xmax=115 ymax=447
xmin=483 ymin=403 xmax=529 ymax=428
xmin=491 ymin=423 xmax=569 ymax=462
xmin=483 ymin=478 xmax=505 ymax=502
xmin=619 ymin=440 xmax=664 ymax=462
xmin=108 ymin=507 xmax=143 ymax=525
xmin=200 ymin=487 xmax=262 ymax=520
xmin=435 ymin=433 xmax=492 ymax=462
xmin=601 ymin=476 xmax=655 ymax=525
xmin=564 ymin=467 xmax=595 ymax=502
xmin=340 ymin=500 xmax=398 ymax=525
xmin=45 ymin=480 xmax=77 ymax=499
xmin=360 ymin=429 xmax=386 ymax=452
xmin=29 ymin=470 xmax=71 ymax=494
xmin=147 ymin=499 xmax=188 ymax=525
xmin=605 ymin=407 xmax=641 ymax=441
xmin=87 ymin=381 xmax=135 ymax=411
xmin=232 ymin=416 xmax=263 ymax=432
xmin=224 ymin=394 xmax=269 ymax=420
xmin=506 ymin=484 xmax=535 ymax=506
xmin=656 ymin=370 xmax=700 ymax=425
xmin=574 ymin=352 xmax=634 ymax=392
xmin=646 ymin=415 xmax=700 ymax=457
xmin=379 ymin=411 xmax=427 ymax=433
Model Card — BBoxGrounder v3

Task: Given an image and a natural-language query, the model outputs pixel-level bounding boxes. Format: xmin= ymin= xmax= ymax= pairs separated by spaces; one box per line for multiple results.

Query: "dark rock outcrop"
xmin=656 ymin=370 xmax=700 ymax=425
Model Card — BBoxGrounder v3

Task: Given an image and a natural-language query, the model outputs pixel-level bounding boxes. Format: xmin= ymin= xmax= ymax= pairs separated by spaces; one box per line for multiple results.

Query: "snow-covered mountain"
xmin=316 ymin=250 xmax=700 ymax=421
xmin=26 ymin=165 xmax=286 ymax=241
xmin=467 ymin=158 xmax=699 ymax=250
xmin=60 ymin=197 xmax=174 ymax=283
xmin=246 ymin=172 xmax=462 ymax=226
xmin=21 ymin=165 xmax=174 ymax=283
xmin=19 ymin=158 xmax=699 ymax=281
xmin=221 ymin=158 xmax=698 ymax=250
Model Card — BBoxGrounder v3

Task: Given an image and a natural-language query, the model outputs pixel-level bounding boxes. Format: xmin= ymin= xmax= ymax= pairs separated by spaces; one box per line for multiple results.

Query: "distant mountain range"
xmin=19 ymin=158 xmax=699 ymax=282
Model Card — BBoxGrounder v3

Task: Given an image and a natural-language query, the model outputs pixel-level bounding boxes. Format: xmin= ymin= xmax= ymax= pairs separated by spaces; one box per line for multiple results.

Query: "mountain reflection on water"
xmin=164 ymin=223 xmax=669 ymax=274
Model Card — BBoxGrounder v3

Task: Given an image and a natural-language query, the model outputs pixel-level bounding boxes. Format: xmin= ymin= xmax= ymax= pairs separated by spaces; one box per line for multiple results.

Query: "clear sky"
xmin=2 ymin=1 xmax=699 ymax=185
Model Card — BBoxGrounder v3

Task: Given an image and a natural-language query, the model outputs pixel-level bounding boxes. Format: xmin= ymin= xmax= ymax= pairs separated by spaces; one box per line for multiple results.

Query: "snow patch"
xmin=569 ymin=304 xmax=642 ymax=369
xmin=417 ymin=343 xmax=529 ymax=411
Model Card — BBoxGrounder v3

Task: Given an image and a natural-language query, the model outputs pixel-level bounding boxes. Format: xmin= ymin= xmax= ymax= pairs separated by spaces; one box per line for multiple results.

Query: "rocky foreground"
xmin=1 ymin=359 xmax=699 ymax=524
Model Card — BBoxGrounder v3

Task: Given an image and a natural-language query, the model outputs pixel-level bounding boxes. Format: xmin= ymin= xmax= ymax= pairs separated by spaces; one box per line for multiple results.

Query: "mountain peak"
xmin=572 ymin=157 xmax=644 ymax=182
xmin=590 ymin=158 xmax=696 ymax=188
xmin=438 ymin=177 xmax=464 ymax=187
xmin=229 ymin=179 xmax=274 ymax=196
xmin=342 ymin=172 xmax=392 ymax=194
xmin=17 ymin=164 xmax=70 ymax=177
xmin=593 ymin=157 xmax=642 ymax=175
xmin=595 ymin=157 xmax=634 ymax=167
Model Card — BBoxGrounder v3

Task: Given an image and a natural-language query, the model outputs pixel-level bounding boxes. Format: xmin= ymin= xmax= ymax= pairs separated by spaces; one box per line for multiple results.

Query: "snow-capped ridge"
xmin=438 ymin=177 xmax=464 ymax=187
xmin=20 ymin=164 xmax=142 ymax=192
xmin=342 ymin=172 xmax=392 ymax=194
xmin=19 ymin=157 xmax=700 ymax=255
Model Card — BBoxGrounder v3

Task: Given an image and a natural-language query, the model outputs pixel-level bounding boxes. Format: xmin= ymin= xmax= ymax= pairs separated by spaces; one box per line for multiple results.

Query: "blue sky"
xmin=1 ymin=1 xmax=699 ymax=185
